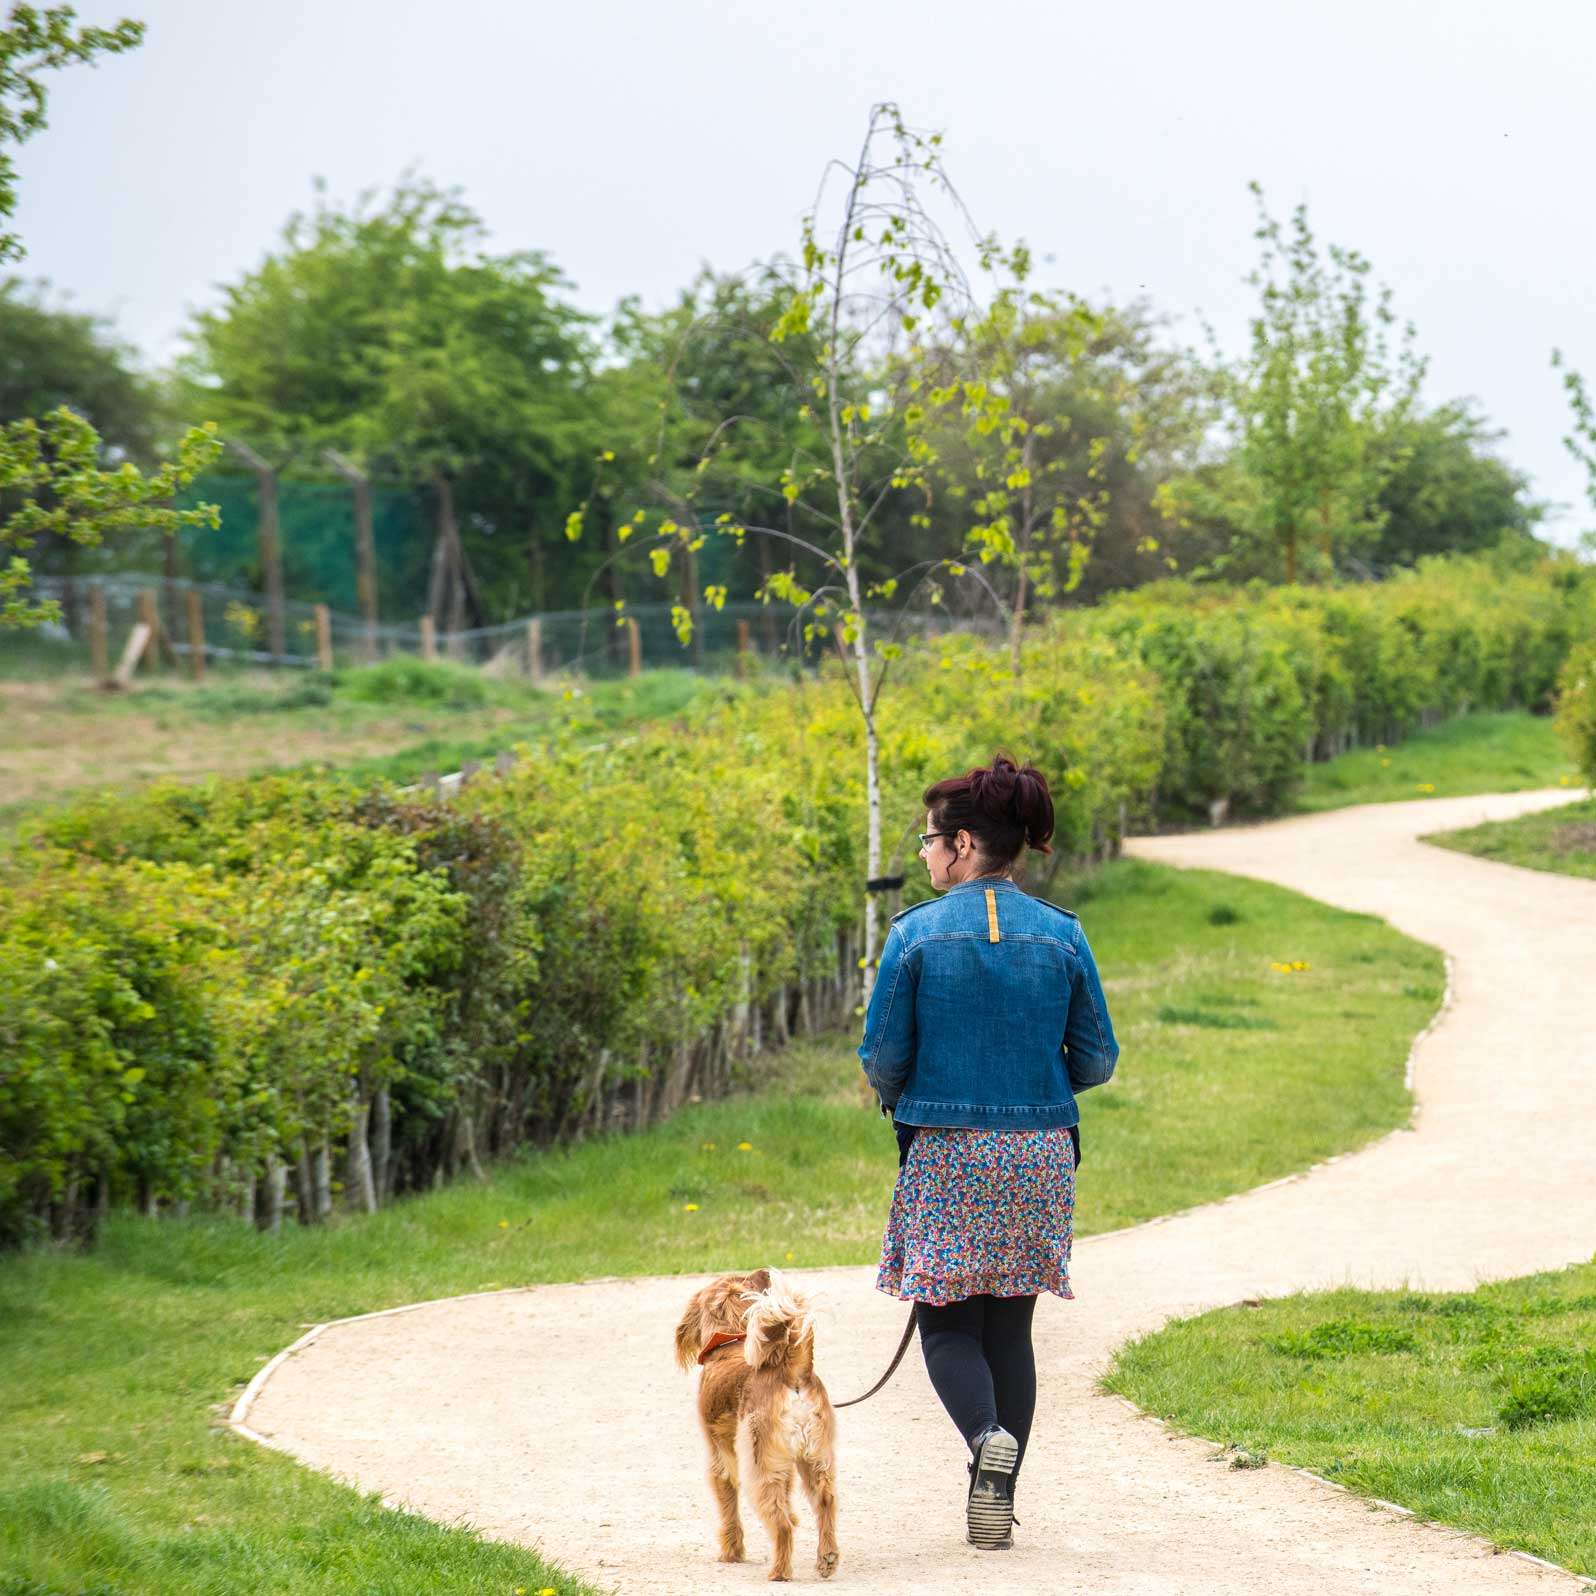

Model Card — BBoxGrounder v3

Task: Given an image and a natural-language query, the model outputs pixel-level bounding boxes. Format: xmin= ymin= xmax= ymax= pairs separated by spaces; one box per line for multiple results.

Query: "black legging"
xmin=914 ymin=1293 xmax=1038 ymax=1479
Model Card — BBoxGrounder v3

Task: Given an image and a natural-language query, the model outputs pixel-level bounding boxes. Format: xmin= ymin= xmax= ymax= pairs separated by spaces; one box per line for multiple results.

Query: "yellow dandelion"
xmin=1417 ymin=782 xmax=1435 ymax=793
xmin=684 ymin=1203 xmax=699 ymax=1212
xmin=540 ymin=1588 xmax=558 ymax=1595
xmin=737 ymin=1141 xmax=753 ymax=1151
xmin=786 ymin=1251 xmax=795 ymax=1260
xmin=497 ymin=1220 xmax=509 ymax=1229
xmin=1559 ymin=775 xmax=1571 ymax=785
xmin=1293 ymin=961 xmax=1311 ymax=971
xmin=1379 ymin=758 xmax=1391 ymax=767
xmin=701 ymin=1142 xmax=716 ymax=1151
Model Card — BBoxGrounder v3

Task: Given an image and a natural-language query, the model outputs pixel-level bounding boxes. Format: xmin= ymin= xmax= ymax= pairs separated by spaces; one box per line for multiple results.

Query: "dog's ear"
xmin=674 ymin=1294 xmax=705 ymax=1371
xmin=744 ymin=1268 xmax=771 ymax=1295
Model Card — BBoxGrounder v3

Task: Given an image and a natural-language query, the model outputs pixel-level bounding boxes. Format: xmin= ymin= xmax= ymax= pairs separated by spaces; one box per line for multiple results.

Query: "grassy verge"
xmin=1293 ymin=711 xmax=1579 ymax=813
xmin=0 ymin=662 xmax=716 ymax=830
xmin=1105 ymin=1262 xmax=1596 ymax=1578
xmin=0 ymin=856 xmax=1440 ymax=1594
xmin=1423 ymin=795 xmax=1596 ymax=881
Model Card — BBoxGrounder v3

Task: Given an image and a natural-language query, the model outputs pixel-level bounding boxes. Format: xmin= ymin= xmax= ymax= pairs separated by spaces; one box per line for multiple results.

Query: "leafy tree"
xmin=0 ymin=275 xmax=181 ymax=583
xmin=571 ymin=103 xmax=1001 ymax=990
xmin=1 ymin=3 xmax=218 ymax=630
xmin=181 ymin=177 xmax=599 ymax=618
xmin=915 ymin=258 xmax=1112 ymax=668
xmin=1552 ymin=348 xmax=1596 ymax=555
xmin=1363 ymin=402 xmax=1541 ymax=570
xmin=1172 ymin=185 xmax=1424 ymax=584
xmin=576 ymin=271 xmax=828 ymax=654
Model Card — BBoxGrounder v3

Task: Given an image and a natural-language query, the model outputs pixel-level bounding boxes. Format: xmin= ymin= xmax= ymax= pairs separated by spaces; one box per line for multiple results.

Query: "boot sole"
xmin=966 ymin=1428 xmax=1018 ymax=1550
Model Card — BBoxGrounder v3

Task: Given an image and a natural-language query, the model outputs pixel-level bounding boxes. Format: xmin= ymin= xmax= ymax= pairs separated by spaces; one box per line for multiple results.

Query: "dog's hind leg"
xmin=708 ymin=1428 xmax=745 ymax=1563
xmin=748 ymin=1441 xmax=797 ymax=1581
xmin=798 ymin=1452 xmax=839 ymax=1580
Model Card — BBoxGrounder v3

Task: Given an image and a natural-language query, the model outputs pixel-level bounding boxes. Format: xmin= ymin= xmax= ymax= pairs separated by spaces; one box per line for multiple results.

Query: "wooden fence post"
xmin=314 ymin=603 xmax=333 ymax=672
xmin=187 ymin=589 xmax=206 ymax=681
xmin=135 ymin=588 xmax=173 ymax=669
xmin=88 ymin=584 xmax=108 ymax=682
xmin=420 ymin=615 xmax=437 ymax=662
xmin=628 ymin=616 xmax=642 ymax=678
xmin=112 ymin=622 xmax=153 ymax=689
xmin=527 ymin=617 xmax=544 ymax=685
xmin=736 ymin=618 xmax=751 ymax=678
xmin=324 ymin=449 xmax=380 ymax=662
xmin=225 ymin=439 xmax=286 ymax=664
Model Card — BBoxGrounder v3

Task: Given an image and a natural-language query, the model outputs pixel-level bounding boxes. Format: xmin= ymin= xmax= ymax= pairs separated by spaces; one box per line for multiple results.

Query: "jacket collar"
xmin=943 ymin=876 xmax=1019 ymax=894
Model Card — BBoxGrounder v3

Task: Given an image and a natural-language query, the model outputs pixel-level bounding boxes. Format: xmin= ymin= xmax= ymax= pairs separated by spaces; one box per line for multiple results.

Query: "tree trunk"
xmin=312 ymin=1141 xmax=332 ymax=1221
xmin=293 ymin=1141 xmax=315 ymax=1224
xmin=256 ymin=1159 xmax=285 ymax=1233
xmin=458 ymin=1111 xmax=486 ymax=1182
xmin=371 ymin=1086 xmax=392 ymax=1201
xmin=680 ymin=540 xmax=705 ymax=669
xmin=347 ymin=1096 xmax=378 ymax=1215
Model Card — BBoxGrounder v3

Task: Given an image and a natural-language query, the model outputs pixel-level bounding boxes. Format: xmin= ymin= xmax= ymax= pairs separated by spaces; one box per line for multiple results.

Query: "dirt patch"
xmin=1551 ymin=822 xmax=1596 ymax=856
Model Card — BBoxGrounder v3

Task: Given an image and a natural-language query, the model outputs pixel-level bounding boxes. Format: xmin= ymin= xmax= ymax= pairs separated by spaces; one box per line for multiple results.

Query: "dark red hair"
xmin=924 ymin=753 xmax=1055 ymax=865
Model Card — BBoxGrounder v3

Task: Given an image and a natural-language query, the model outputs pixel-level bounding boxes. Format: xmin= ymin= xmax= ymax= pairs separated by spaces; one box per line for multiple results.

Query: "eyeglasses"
xmin=917 ymin=831 xmax=956 ymax=851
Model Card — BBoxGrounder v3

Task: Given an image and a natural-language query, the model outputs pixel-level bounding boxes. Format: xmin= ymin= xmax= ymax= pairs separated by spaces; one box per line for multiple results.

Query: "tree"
xmin=0 ymin=276 xmax=181 ymax=582
xmin=571 ymin=103 xmax=1002 ymax=994
xmin=1 ymin=4 xmax=218 ymax=629
xmin=1364 ymin=402 xmax=1541 ymax=570
xmin=576 ymin=271 xmax=829 ymax=656
xmin=1175 ymin=185 xmax=1425 ymax=584
xmin=916 ymin=251 xmax=1155 ymax=668
xmin=181 ymin=177 xmax=598 ymax=619
xmin=1552 ymin=348 xmax=1596 ymax=553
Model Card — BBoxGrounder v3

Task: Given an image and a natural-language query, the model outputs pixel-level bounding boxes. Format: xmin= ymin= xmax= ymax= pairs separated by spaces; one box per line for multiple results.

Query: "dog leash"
xmin=833 ymin=1305 xmax=918 ymax=1409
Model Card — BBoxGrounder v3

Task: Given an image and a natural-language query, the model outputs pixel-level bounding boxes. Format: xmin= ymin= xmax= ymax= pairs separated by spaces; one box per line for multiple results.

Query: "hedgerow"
xmin=1 ymin=550 xmax=1591 ymax=1245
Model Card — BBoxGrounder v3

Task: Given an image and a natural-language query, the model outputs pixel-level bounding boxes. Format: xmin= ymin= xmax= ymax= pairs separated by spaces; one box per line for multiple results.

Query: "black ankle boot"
xmin=965 ymin=1426 xmax=1017 ymax=1550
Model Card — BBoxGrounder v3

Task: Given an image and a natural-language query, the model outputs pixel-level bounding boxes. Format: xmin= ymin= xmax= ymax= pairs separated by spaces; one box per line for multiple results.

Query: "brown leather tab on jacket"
xmin=985 ymin=887 xmax=1000 ymax=943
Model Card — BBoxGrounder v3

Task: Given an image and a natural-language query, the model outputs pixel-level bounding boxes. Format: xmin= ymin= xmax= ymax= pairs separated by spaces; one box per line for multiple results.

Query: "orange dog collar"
xmin=698 ymin=1331 xmax=747 ymax=1365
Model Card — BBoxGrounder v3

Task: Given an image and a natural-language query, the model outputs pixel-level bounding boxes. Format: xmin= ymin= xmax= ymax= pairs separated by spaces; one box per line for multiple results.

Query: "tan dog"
xmin=674 ymin=1268 xmax=840 ymax=1581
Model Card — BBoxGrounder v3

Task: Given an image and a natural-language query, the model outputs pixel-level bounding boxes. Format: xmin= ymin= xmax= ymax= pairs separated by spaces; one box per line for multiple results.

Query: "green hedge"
xmin=2 ymin=549 xmax=1591 ymax=1246
xmin=1078 ymin=550 xmax=1592 ymax=819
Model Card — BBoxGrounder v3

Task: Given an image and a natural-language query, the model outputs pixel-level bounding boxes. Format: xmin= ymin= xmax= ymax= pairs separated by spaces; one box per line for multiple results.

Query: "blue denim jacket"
xmin=857 ymin=876 xmax=1119 ymax=1131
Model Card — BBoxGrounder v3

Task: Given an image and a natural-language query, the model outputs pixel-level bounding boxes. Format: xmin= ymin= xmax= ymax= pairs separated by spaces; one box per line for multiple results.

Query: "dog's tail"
xmin=741 ymin=1268 xmax=816 ymax=1372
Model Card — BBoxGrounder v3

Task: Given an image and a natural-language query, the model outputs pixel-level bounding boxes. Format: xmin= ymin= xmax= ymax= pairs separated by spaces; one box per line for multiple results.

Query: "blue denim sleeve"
xmin=858 ymin=922 xmax=916 ymax=1108
xmin=1063 ymin=922 xmax=1119 ymax=1092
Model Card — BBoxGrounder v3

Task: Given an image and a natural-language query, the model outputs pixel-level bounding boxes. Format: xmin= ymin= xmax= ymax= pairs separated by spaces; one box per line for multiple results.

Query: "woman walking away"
xmin=858 ymin=753 xmax=1119 ymax=1552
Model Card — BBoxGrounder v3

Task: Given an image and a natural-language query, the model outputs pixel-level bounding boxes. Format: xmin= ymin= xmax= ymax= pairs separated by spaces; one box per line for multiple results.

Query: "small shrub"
xmin=1206 ymin=903 xmax=1242 ymax=926
xmin=337 ymin=657 xmax=491 ymax=708
xmin=1498 ymin=1372 xmax=1590 ymax=1431
xmin=1553 ymin=639 xmax=1596 ymax=787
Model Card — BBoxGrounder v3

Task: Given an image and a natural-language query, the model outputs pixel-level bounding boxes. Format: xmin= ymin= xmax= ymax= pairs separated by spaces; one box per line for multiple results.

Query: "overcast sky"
xmin=13 ymin=0 xmax=1595 ymax=545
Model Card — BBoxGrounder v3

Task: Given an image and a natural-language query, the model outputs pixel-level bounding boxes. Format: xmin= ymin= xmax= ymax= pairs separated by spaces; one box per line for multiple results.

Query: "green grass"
xmin=1424 ymin=795 xmax=1596 ymax=881
xmin=0 ymin=856 xmax=1440 ymax=1593
xmin=1293 ymin=711 xmax=1578 ymax=813
xmin=1105 ymin=1262 xmax=1596 ymax=1578
xmin=0 ymin=663 xmax=720 ymax=832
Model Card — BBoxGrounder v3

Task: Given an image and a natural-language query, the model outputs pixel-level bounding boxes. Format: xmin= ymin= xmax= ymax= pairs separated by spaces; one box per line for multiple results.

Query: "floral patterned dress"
xmin=876 ymin=1126 xmax=1076 ymax=1307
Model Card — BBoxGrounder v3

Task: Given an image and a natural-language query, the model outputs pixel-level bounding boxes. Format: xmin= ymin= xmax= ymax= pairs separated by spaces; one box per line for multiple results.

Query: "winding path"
xmin=234 ymin=789 xmax=1596 ymax=1594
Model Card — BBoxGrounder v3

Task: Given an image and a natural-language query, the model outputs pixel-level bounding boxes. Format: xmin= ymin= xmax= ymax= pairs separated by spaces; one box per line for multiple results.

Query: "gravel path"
xmin=236 ymin=789 xmax=1596 ymax=1594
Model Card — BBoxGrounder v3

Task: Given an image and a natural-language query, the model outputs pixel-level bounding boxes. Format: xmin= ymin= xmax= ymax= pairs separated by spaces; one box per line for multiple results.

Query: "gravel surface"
xmin=238 ymin=789 xmax=1595 ymax=1593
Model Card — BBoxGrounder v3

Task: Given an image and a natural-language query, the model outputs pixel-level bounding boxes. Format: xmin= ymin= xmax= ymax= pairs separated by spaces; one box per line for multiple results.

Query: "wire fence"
xmin=22 ymin=572 xmax=1002 ymax=681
